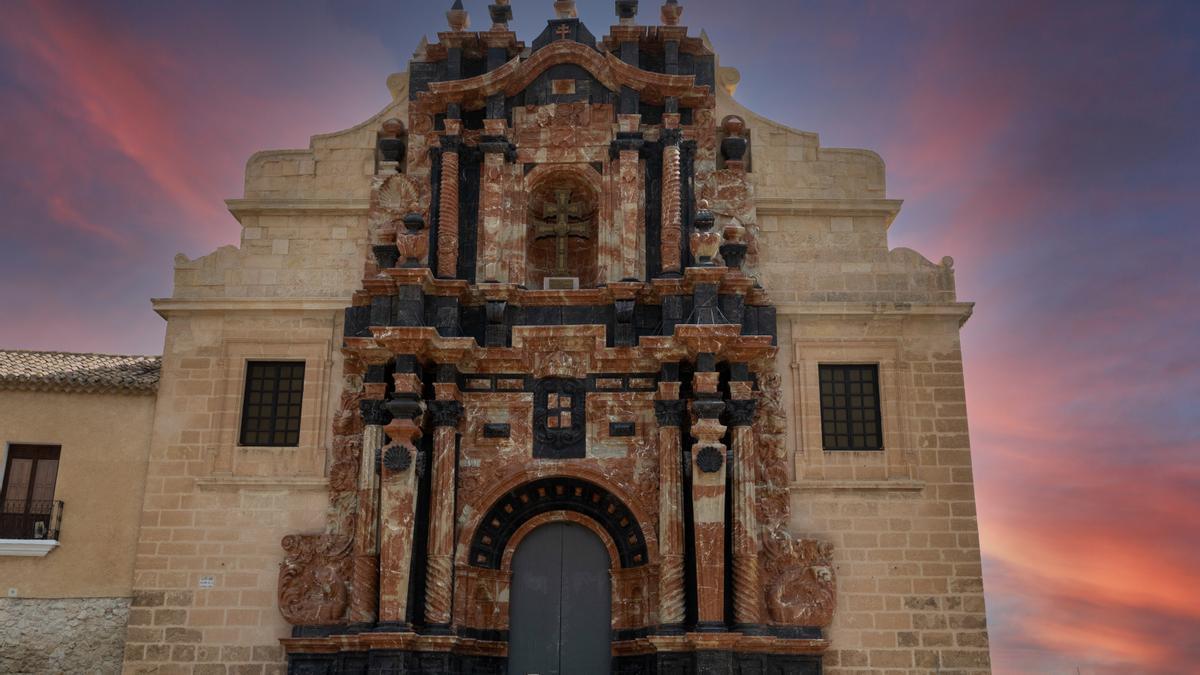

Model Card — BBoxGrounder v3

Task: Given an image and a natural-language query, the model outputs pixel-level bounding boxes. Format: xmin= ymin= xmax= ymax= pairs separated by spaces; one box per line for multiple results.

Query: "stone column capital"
xmin=427 ymin=400 xmax=465 ymax=428
xmin=725 ymin=399 xmax=758 ymax=427
xmin=654 ymin=399 xmax=687 ymax=426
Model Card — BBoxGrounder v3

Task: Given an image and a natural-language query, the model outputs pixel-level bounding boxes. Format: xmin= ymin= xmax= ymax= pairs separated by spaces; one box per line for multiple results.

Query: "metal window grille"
xmin=819 ymin=364 xmax=883 ymax=451
xmin=239 ymin=361 xmax=306 ymax=447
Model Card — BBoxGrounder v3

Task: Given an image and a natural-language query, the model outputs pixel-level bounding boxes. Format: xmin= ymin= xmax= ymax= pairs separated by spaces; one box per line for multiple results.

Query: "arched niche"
xmin=524 ymin=165 xmax=604 ymax=289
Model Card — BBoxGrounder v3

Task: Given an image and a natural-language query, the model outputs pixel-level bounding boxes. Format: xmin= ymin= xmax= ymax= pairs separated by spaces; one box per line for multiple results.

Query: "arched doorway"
xmin=509 ymin=523 xmax=611 ymax=675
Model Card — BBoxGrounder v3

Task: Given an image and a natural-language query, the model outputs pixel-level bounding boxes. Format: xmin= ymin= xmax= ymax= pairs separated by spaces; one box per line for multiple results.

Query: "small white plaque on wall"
xmin=199 ymin=576 xmax=216 ymax=589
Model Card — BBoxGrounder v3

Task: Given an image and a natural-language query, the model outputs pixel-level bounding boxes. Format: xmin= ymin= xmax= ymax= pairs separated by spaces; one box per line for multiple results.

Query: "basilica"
xmin=0 ymin=2 xmax=991 ymax=674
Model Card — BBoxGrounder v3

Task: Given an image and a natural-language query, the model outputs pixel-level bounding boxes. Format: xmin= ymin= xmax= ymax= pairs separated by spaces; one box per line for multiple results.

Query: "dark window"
xmin=533 ymin=378 xmax=586 ymax=459
xmin=1 ymin=445 xmax=61 ymax=539
xmin=819 ymin=365 xmax=883 ymax=451
xmin=239 ymin=361 xmax=306 ymax=447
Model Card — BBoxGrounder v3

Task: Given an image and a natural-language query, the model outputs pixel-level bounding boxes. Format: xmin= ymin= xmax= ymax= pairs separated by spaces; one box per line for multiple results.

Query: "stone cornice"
xmin=775 ymin=302 xmax=974 ymax=326
xmin=226 ymin=198 xmax=369 ymax=219
xmin=152 ymin=297 xmax=351 ymax=318
xmin=790 ymin=480 xmax=926 ymax=493
xmin=755 ymin=198 xmax=904 ymax=228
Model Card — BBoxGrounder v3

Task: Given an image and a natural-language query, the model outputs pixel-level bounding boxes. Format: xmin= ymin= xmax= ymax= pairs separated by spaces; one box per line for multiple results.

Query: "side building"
xmin=0 ymin=351 xmax=159 ymax=673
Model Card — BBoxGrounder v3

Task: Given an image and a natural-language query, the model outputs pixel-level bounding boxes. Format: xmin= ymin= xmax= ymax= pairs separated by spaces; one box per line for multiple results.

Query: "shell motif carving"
xmin=371 ymin=173 xmax=428 ymax=235
xmin=278 ymin=534 xmax=354 ymax=626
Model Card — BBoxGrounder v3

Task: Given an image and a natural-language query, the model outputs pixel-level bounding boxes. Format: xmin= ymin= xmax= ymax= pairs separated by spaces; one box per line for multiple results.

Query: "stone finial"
xmin=381 ymin=118 xmax=405 ymax=138
xmin=661 ymin=0 xmax=682 ymax=26
xmin=616 ymin=0 xmax=639 ymax=24
xmin=720 ymin=115 xmax=749 ymax=167
xmin=447 ymin=0 xmax=470 ymax=32
xmin=489 ymin=0 xmax=513 ymax=29
xmin=554 ymin=0 xmax=578 ymax=19
xmin=691 ymin=199 xmax=721 ymax=266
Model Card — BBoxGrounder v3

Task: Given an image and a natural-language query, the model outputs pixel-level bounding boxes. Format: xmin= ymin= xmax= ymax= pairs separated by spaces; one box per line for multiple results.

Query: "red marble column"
xmin=424 ymin=393 xmax=464 ymax=628
xmin=478 ymin=120 xmax=509 ymax=283
xmin=690 ymin=370 xmax=728 ymax=629
xmin=616 ymin=148 xmax=643 ymax=281
xmin=660 ymin=114 xmax=683 ymax=275
xmin=655 ymin=382 xmax=687 ymax=629
xmin=347 ymin=399 xmax=387 ymax=624
xmin=436 ymin=120 xmax=462 ymax=279
xmin=727 ymin=382 xmax=762 ymax=628
xmin=378 ymin=374 xmax=424 ymax=626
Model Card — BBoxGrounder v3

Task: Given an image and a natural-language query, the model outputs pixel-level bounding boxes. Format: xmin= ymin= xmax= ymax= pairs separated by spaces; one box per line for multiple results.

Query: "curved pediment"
xmin=424 ymin=40 xmax=709 ymax=110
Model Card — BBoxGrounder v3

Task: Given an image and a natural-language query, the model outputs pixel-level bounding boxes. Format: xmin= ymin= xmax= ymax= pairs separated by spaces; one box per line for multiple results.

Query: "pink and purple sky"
xmin=1 ymin=1 xmax=1197 ymax=672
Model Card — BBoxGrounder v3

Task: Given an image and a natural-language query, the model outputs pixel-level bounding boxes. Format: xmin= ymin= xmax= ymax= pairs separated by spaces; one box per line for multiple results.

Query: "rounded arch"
xmin=466 ymin=476 xmax=650 ymax=570
xmin=523 ymin=164 xmax=604 ymax=288
xmin=502 ymin=510 xmax=618 ymax=573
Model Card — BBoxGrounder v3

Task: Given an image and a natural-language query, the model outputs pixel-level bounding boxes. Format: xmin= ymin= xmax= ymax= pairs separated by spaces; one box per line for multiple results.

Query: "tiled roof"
xmin=0 ymin=350 xmax=161 ymax=394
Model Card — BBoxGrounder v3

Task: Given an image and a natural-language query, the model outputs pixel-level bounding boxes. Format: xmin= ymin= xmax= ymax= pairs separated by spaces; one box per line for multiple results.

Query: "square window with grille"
xmin=819 ymin=364 xmax=883 ymax=451
xmin=239 ymin=361 xmax=306 ymax=447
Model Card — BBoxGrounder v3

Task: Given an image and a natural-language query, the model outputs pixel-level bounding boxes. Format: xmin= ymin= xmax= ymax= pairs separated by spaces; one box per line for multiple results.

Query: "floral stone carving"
xmin=278 ymin=534 xmax=354 ymax=626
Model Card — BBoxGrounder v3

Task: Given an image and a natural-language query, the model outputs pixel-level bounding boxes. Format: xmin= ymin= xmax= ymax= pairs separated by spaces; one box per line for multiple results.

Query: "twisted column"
xmin=424 ymin=398 xmax=464 ymax=627
xmin=660 ymin=117 xmax=683 ymax=275
xmin=728 ymin=394 xmax=762 ymax=628
xmin=655 ymin=383 xmax=687 ymax=630
xmin=436 ymin=122 xmax=462 ymax=279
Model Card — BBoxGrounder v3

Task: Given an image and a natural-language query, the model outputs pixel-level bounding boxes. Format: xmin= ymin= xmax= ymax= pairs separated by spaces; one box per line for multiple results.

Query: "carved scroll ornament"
xmin=278 ymin=534 xmax=354 ymax=626
xmin=755 ymin=372 xmax=838 ymax=628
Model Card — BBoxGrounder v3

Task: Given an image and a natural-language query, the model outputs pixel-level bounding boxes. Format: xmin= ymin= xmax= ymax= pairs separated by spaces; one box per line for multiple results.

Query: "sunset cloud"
xmin=1 ymin=1 xmax=1197 ymax=671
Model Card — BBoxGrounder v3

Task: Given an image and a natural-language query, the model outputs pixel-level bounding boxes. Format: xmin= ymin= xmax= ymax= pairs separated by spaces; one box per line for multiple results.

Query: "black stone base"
xmin=288 ymin=649 xmax=504 ymax=675
xmin=289 ymin=649 xmax=821 ymax=675
xmin=614 ymin=652 xmax=822 ymax=675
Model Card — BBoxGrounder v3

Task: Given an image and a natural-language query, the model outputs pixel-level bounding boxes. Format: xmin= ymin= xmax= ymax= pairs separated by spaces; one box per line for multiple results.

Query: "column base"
xmin=693 ymin=621 xmax=727 ymax=633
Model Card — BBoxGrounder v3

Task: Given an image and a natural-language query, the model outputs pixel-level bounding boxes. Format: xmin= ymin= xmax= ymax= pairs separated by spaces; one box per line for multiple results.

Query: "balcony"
xmin=0 ymin=500 xmax=63 ymax=557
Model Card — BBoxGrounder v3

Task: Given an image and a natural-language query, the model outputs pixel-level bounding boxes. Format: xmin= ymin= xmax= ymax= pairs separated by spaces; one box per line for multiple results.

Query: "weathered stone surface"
xmin=0 ymin=597 xmax=130 ymax=674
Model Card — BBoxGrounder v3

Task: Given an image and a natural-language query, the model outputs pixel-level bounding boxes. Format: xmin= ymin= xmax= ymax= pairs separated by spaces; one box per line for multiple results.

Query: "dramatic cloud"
xmin=1 ymin=1 xmax=1197 ymax=671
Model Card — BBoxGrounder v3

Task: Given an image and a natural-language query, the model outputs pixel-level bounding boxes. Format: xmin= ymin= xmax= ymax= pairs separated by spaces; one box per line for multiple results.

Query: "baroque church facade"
xmin=0 ymin=2 xmax=991 ymax=674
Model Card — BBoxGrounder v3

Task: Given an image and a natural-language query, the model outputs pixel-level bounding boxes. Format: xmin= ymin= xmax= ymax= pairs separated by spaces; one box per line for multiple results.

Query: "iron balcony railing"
xmin=0 ymin=500 xmax=64 ymax=540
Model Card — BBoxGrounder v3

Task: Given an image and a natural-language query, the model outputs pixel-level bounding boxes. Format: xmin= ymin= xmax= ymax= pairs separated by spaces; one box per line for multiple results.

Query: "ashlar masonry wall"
xmin=720 ymin=87 xmax=992 ymax=673
xmin=122 ymin=90 xmax=409 ymax=674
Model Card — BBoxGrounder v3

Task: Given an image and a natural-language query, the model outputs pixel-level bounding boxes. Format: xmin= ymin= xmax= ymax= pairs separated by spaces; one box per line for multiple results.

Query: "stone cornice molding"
xmin=754 ymin=198 xmax=904 ymax=228
xmin=775 ymin=301 xmax=974 ymax=326
xmin=152 ymin=297 xmax=351 ymax=318
xmin=226 ymin=198 xmax=370 ymax=218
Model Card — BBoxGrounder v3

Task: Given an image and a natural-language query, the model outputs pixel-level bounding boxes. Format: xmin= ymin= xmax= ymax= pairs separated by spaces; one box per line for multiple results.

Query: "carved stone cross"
xmin=555 ymin=24 xmax=572 ymax=40
xmin=535 ymin=189 xmax=591 ymax=275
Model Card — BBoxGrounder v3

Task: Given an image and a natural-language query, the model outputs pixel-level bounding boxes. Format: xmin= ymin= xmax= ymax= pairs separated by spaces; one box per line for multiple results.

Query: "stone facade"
xmin=0 ymin=596 xmax=131 ymax=674
xmin=114 ymin=2 xmax=989 ymax=674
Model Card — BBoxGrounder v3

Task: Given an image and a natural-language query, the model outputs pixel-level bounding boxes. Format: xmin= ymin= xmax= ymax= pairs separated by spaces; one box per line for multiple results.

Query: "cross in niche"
xmin=555 ymin=24 xmax=572 ymax=40
xmin=535 ymin=189 xmax=591 ymax=276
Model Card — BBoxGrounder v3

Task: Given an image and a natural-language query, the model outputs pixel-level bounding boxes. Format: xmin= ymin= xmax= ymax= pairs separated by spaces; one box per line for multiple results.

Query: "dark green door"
xmin=509 ymin=522 xmax=612 ymax=675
